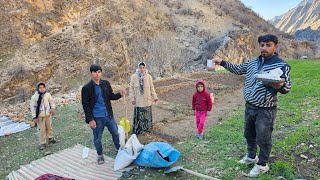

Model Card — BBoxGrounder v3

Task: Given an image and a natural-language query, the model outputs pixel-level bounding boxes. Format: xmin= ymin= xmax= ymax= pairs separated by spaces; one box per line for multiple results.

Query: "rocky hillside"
xmin=271 ymin=0 xmax=320 ymax=43
xmin=0 ymin=0 xmax=310 ymax=104
xmin=294 ymin=27 xmax=320 ymax=44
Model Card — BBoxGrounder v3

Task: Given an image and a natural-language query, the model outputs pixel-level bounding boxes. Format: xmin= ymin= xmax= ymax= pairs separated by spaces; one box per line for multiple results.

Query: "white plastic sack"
xmin=207 ymin=59 xmax=215 ymax=71
xmin=114 ymin=134 xmax=144 ymax=171
xmin=117 ymin=125 xmax=125 ymax=148
xmin=210 ymin=93 xmax=215 ymax=104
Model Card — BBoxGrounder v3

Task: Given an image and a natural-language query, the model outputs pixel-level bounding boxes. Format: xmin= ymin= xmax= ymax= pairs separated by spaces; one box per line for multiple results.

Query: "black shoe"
xmin=38 ymin=144 xmax=46 ymax=150
xmin=116 ymin=144 xmax=120 ymax=150
xmin=48 ymin=138 xmax=57 ymax=144
xmin=97 ymin=155 xmax=105 ymax=165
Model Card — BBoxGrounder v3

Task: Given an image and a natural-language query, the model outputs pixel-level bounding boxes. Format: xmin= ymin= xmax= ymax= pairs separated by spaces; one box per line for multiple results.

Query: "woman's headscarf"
xmin=136 ymin=62 xmax=146 ymax=95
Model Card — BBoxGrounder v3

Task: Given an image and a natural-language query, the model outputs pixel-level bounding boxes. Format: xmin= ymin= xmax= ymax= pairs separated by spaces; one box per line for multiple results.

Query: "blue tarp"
xmin=133 ymin=142 xmax=180 ymax=168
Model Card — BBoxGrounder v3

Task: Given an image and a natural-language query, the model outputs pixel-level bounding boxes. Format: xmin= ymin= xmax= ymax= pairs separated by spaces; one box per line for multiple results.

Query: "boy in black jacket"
xmin=81 ymin=64 xmax=125 ymax=164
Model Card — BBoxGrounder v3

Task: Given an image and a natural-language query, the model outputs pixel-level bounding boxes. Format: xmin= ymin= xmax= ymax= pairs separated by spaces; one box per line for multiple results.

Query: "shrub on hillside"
xmin=11 ymin=35 xmax=22 ymax=46
xmin=163 ymin=11 xmax=179 ymax=31
xmin=280 ymin=33 xmax=294 ymax=39
xmin=220 ymin=4 xmax=231 ymax=15
xmin=309 ymin=43 xmax=318 ymax=56
xmin=165 ymin=0 xmax=183 ymax=9
xmin=215 ymin=9 xmax=223 ymax=16
xmin=194 ymin=10 xmax=204 ymax=19
xmin=8 ymin=64 xmax=28 ymax=77
xmin=30 ymin=18 xmax=52 ymax=38
xmin=164 ymin=0 xmax=174 ymax=8
xmin=292 ymin=51 xmax=303 ymax=59
xmin=147 ymin=0 xmax=159 ymax=6
xmin=197 ymin=29 xmax=214 ymax=41
xmin=176 ymin=8 xmax=193 ymax=15
xmin=95 ymin=30 xmax=113 ymax=42
xmin=277 ymin=44 xmax=287 ymax=54
xmin=16 ymin=88 xmax=31 ymax=103
xmin=128 ymin=1 xmax=136 ymax=12
xmin=175 ymin=0 xmax=183 ymax=9
xmin=291 ymin=41 xmax=299 ymax=49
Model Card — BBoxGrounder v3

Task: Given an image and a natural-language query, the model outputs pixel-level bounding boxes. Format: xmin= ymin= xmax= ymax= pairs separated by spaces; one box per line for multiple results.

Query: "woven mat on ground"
xmin=6 ymin=144 xmax=133 ymax=180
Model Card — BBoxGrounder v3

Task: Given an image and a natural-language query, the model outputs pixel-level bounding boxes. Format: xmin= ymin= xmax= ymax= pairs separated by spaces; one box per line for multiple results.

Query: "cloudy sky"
xmin=240 ymin=0 xmax=302 ymax=20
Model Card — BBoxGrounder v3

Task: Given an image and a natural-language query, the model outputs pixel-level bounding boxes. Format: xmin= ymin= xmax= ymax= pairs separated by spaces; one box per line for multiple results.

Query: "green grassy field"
xmin=0 ymin=60 xmax=319 ymax=179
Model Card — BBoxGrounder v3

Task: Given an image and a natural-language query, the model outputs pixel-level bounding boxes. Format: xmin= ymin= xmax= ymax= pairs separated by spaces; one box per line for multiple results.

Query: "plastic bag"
xmin=207 ymin=59 xmax=215 ymax=71
xmin=114 ymin=134 xmax=144 ymax=171
xmin=133 ymin=142 xmax=180 ymax=168
xmin=117 ymin=125 xmax=125 ymax=147
xmin=210 ymin=93 xmax=215 ymax=104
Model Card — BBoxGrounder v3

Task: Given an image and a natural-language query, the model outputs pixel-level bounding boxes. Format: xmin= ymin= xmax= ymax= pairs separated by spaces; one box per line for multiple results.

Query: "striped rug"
xmin=6 ymin=144 xmax=133 ymax=180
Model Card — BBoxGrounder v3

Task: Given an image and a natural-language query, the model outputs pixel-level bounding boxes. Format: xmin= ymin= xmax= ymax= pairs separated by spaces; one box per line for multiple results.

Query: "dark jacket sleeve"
xmin=81 ymin=86 xmax=93 ymax=123
xmin=108 ymin=82 xmax=122 ymax=100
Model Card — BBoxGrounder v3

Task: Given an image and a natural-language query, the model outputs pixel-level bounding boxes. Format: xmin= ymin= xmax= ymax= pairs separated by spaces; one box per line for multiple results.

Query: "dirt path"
xmin=112 ymin=72 xmax=245 ymax=144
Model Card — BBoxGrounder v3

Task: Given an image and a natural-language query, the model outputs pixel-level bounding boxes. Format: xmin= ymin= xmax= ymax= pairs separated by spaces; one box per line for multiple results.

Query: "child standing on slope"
xmin=192 ymin=79 xmax=213 ymax=140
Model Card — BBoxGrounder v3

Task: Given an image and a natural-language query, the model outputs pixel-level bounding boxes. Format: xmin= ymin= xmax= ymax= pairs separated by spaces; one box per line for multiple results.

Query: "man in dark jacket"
xmin=81 ymin=64 xmax=125 ymax=165
xmin=213 ymin=34 xmax=291 ymax=177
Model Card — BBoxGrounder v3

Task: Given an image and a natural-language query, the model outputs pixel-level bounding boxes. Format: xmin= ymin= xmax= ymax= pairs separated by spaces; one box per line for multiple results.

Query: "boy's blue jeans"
xmin=92 ymin=116 xmax=120 ymax=155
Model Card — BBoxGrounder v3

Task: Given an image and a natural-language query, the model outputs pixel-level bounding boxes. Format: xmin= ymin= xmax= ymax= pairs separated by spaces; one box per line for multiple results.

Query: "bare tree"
xmin=277 ymin=44 xmax=286 ymax=54
xmin=291 ymin=41 xmax=299 ymax=49
xmin=292 ymin=51 xmax=302 ymax=59
xmin=309 ymin=43 xmax=318 ymax=56
xmin=128 ymin=33 xmax=188 ymax=77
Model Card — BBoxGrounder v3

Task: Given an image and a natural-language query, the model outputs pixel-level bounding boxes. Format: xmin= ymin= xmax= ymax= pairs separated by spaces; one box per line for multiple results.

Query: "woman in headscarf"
xmin=129 ymin=62 xmax=158 ymax=135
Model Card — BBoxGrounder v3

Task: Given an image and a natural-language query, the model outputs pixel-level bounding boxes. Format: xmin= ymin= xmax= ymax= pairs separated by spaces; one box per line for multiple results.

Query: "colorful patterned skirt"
xmin=132 ymin=106 xmax=153 ymax=135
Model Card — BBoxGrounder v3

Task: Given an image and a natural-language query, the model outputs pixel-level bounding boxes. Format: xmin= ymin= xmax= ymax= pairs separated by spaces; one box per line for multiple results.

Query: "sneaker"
xmin=239 ymin=155 xmax=258 ymax=164
xmin=248 ymin=164 xmax=269 ymax=177
xmin=38 ymin=144 xmax=45 ymax=150
xmin=48 ymin=138 xmax=57 ymax=144
xmin=198 ymin=134 xmax=203 ymax=140
xmin=97 ymin=155 xmax=105 ymax=165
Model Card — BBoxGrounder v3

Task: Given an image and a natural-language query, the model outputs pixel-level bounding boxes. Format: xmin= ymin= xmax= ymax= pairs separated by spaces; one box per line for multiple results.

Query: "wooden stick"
xmin=124 ymin=93 xmax=128 ymax=140
xmin=182 ymin=168 xmax=219 ymax=180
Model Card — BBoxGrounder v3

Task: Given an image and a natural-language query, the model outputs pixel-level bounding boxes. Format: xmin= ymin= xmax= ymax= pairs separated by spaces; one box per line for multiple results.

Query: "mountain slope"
xmin=0 ymin=0 xmax=308 ymax=103
xmin=271 ymin=0 xmax=320 ymax=34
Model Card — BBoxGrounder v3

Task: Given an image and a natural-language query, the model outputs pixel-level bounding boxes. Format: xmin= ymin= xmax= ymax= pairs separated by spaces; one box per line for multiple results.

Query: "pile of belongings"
xmin=114 ymin=134 xmax=180 ymax=170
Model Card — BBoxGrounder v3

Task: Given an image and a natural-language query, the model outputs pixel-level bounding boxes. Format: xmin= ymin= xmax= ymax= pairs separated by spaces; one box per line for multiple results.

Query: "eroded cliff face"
xmin=214 ymin=30 xmax=258 ymax=64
